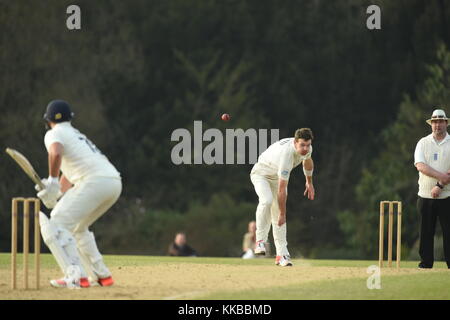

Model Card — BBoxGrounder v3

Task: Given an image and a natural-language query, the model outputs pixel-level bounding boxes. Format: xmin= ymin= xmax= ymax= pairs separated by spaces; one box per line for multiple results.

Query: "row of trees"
xmin=1 ymin=0 xmax=449 ymax=258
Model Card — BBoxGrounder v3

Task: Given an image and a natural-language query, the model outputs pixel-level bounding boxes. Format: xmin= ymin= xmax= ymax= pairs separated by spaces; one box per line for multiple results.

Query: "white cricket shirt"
xmin=252 ymin=138 xmax=312 ymax=181
xmin=44 ymin=122 xmax=121 ymax=184
xmin=414 ymin=132 xmax=450 ymax=199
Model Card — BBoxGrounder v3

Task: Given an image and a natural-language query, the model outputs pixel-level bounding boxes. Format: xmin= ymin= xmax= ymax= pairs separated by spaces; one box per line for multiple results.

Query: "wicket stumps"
xmin=11 ymin=197 xmax=41 ymax=290
xmin=379 ymin=201 xmax=402 ymax=269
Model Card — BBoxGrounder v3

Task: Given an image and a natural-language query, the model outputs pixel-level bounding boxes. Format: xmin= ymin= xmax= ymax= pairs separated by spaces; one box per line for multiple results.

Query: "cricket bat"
xmin=5 ymin=148 xmax=45 ymax=190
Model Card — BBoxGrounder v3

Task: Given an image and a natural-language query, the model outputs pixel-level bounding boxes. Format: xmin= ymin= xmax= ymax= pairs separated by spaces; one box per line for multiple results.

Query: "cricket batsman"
xmin=250 ymin=128 xmax=315 ymax=266
xmin=36 ymin=100 xmax=122 ymax=288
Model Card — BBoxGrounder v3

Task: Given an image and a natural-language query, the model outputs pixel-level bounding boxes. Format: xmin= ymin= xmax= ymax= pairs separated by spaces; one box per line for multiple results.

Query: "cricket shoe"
xmin=97 ymin=276 xmax=114 ymax=287
xmin=275 ymin=255 xmax=293 ymax=267
xmin=50 ymin=277 xmax=90 ymax=289
xmin=254 ymin=240 xmax=266 ymax=255
xmin=417 ymin=262 xmax=433 ymax=270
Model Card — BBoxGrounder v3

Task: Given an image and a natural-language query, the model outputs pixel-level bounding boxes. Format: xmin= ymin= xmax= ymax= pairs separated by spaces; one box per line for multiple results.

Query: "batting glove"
xmin=35 ymin=178 xmax=48 ymax=192
xmin=35 ymin=177 xmax=63 ymax=197
xmin=36 ymin=177 xmax=61 ymax=209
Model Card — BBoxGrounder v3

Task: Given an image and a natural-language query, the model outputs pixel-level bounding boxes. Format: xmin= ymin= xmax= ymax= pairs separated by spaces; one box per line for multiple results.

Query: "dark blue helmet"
xmin=43 ymin=100 xmax=74 ymax=123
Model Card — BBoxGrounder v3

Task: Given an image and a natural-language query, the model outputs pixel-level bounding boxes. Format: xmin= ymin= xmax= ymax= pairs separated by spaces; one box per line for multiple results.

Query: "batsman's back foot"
xmin=50 ymin=277 xmax=90 ymax=289
xmin=98 ymin=276 xmax=114 ymax=287
xmin=80 ymin=277 xmax=90 ymax=288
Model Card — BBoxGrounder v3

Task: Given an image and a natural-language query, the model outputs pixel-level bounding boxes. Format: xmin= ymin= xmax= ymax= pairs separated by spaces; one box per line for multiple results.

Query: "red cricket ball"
xmin=221 ymin=113 xmax=230 ymax=121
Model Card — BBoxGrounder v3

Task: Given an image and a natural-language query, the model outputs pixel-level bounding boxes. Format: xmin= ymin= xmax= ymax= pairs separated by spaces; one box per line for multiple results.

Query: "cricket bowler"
xmin=250 ymin=128 xmax=315 ymax=266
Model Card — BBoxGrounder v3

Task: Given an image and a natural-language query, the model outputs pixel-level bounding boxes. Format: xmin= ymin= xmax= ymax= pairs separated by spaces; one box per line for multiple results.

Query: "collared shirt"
xmin=44 ymin=122 xmax=121 ymax=184
xmin=251 ymin=138 xmax=312 ymax=181
xmin=414 ymin=132 xmax=450 ymax=199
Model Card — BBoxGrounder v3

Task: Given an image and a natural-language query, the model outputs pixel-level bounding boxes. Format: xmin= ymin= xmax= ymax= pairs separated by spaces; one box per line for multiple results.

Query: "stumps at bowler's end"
xmin=379 ymin=201 xmax=402 ymax=269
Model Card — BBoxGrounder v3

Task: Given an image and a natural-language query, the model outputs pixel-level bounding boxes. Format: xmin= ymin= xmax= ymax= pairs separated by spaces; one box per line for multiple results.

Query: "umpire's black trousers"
xmin=417 ymin=196 xmax=450 ymax=268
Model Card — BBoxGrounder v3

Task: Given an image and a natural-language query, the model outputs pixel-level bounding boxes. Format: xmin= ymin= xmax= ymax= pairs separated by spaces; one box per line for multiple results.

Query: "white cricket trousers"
xmin=51 ymin=176 xmax=122 ymax=278
xmin=250 ymin=173 xmax=289 ymax=256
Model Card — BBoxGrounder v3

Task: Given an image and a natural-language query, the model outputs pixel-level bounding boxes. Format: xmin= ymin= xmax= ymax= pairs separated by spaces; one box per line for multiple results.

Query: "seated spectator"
xmin=168 ymin=232 xmax=197 ymax=257
xmin=242 ymin=221 xmax=256 ymax=259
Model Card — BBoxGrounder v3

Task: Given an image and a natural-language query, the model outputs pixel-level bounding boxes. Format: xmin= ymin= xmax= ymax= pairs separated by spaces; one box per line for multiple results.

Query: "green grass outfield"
xmin=1 ymin=253 xmax=449 ymax=300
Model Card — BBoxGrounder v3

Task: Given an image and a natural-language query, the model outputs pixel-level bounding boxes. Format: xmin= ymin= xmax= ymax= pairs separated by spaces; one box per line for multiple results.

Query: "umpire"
xmin=414 ymin=109 xmax=450 ymax=269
